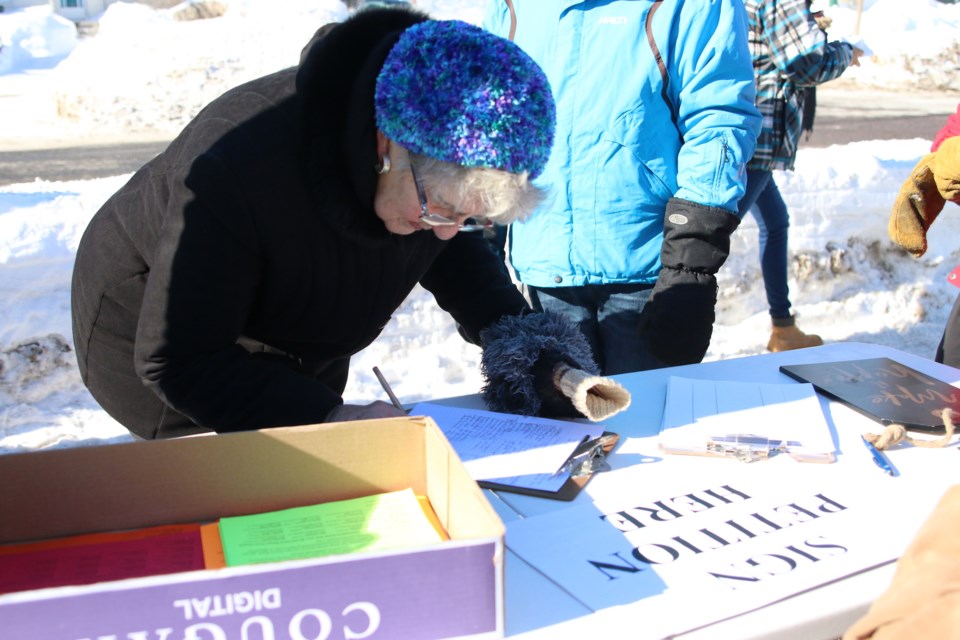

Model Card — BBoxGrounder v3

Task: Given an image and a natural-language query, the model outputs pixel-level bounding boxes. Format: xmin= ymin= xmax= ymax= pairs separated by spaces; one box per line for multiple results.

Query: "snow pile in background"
xmin=0 ymin=6 xmax=77 ymax=74
xmin=2 ymin=0 xmax=956 ymax=138
xmin=19 ymin=0 xmax=486 ymax=138
xmin=830 ymin=0 xmax=960 ymax=90
xmin=51 ymin=1 xmax=348 ymax=135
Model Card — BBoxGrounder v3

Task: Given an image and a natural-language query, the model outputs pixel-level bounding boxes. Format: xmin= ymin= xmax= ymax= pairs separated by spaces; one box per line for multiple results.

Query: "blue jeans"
xmin=738 ymin=169 xmax=792 ymax=320
xmin=526 ymin=283 xmax=658 ymax=375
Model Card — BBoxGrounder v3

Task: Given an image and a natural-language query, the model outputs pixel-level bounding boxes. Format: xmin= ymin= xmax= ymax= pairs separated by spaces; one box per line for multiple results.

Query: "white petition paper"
xmin=410 ymin=402 xmax=604 ymax=492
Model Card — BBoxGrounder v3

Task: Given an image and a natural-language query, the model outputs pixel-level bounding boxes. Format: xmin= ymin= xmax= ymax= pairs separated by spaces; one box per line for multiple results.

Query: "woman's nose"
xmin=432 ymin=225 xmax=460 ymax=241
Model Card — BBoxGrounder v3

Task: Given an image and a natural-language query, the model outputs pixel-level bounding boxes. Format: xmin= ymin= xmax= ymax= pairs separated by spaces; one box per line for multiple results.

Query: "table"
xmin=431 ymin=342 xmax=960 ymax=639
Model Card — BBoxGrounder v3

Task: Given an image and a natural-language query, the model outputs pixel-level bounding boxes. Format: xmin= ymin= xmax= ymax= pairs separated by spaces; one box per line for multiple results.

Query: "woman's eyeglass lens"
xmin=409 ymin=164 xmax=493 ymax=233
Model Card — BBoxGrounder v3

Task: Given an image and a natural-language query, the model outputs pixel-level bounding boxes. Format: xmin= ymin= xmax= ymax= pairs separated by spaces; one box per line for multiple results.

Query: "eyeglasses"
xmin=409 ymin=163 xmax=493 ymax=233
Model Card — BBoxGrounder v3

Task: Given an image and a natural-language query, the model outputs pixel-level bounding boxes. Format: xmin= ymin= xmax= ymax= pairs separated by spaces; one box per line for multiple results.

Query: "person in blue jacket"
xmin=740 ymin=0 xmax=861 ymax=352
xmin=484 ymin=0 xmax=761 ymax=375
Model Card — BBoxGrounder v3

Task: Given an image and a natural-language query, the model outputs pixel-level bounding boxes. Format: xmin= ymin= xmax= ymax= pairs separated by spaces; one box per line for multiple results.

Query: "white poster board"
xmin=506 ymin=463 xmax=916 ymax=638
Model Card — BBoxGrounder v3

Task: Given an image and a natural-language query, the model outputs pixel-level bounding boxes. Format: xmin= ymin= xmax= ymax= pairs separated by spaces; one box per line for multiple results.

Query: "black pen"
xmin=372 ymin=366 xmax=406 ymax=412
xmin=861 ymin=436 xmax=898 ymax=477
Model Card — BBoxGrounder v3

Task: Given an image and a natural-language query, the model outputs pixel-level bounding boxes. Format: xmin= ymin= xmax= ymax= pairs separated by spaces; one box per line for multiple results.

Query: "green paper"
xmin=219 ymin=488 xmax=443 ymax=567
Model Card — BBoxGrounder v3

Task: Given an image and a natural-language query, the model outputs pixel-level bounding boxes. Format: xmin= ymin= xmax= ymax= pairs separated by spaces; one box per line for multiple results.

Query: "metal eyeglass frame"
xmin=409 ymin=162 xmax=492 ymax=233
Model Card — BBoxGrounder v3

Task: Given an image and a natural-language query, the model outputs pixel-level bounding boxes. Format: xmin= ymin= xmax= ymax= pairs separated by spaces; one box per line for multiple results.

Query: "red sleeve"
xmin=932 ymin=104 xmax=960 ymax=152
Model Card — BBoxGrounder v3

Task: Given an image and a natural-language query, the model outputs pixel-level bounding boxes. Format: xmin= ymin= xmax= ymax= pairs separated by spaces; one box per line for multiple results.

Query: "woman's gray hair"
xmin=408 ymin=152 xmax=546 ymax=224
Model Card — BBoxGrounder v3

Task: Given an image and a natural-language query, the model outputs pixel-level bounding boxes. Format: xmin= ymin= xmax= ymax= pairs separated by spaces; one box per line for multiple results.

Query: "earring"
xmin=376 ymin=154 xmax=391 ymax=175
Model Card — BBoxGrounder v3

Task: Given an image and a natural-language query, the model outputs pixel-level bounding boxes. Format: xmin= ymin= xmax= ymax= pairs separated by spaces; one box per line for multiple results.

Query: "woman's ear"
xmin=376 ymin=130 xmax=391 ymax=162
xmin=375 ymin=131 xmax=393 ymax=175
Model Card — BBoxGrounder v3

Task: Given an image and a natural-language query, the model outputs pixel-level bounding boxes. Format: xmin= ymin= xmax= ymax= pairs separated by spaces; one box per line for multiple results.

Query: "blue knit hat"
xmin=375 ymin=20 xmax=555 ymax=178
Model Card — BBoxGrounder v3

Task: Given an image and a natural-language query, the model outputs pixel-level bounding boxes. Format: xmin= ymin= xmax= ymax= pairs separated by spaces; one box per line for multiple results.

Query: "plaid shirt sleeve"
xmin=747 ymin=0 xmax=854 ymax=170
xmin=756 ymin=0 xmax=852 ymax=86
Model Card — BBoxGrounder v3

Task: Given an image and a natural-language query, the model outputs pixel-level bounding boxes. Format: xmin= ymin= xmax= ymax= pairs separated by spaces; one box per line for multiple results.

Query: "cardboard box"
xmin=0 ymin=417 xmax=505 ymax=639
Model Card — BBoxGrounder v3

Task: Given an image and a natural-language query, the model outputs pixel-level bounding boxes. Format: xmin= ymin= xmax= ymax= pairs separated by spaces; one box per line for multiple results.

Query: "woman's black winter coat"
xmin=70 ymin=8 xmax=529 ymax=439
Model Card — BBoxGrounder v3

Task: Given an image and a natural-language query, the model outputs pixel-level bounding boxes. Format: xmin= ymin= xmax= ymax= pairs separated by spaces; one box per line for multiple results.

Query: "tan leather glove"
xmin=889 ymin=136 xmax=960 ymax=257
xmin=889 ymin=153 xmax=946 ymax=257
xmin=552 ymin=364 xmax=631 ymax=422
xmin=933 ymin=135 xmax=960 ymax=203
xmin=842 ymin=484 xmax=960 ymax=640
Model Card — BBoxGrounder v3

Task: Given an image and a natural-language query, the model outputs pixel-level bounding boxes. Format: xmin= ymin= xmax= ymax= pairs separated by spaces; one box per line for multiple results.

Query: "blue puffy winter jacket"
xmin=484 ymin=0 xmax=761 ymax=288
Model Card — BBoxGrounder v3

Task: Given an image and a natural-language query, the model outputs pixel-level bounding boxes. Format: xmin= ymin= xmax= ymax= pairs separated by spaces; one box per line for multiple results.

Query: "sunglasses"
xmin=409 ymin=163 xmax=493 ymax=233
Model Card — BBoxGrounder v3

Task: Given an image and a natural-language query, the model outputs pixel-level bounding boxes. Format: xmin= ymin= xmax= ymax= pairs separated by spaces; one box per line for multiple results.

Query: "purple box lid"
xmin=1 ymin=541 xmax=501 ymax=639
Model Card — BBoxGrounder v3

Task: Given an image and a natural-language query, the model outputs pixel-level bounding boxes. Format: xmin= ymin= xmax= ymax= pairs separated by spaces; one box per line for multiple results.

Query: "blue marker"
xmin=861 ymin=436 xmax=898 ymax=477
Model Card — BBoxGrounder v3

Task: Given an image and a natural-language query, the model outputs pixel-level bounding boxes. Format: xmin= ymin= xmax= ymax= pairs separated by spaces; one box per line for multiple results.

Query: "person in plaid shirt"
xmin=739 ymin=0 xmax=862 ymax=352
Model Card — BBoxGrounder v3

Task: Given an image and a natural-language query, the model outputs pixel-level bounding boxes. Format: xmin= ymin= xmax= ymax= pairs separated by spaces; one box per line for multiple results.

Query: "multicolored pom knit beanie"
xmin=375 ymin=19 xmax=555 ymax=178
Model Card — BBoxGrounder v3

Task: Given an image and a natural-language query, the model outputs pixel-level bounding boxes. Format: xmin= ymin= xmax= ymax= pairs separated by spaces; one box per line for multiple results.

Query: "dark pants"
xmin=738 ymin=169 xmax=793 ymax=320
xmin=526 ymin=283 xmax=658 ymax=375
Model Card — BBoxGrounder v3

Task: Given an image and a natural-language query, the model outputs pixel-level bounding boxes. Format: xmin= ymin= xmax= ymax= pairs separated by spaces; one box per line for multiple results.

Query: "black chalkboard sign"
xmin=780 ymin=358 xmax=960 ymax=433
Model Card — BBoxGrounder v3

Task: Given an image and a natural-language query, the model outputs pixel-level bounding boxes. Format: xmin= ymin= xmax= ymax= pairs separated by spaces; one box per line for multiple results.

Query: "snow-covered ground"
xmin=1 ymin=0 xmax=960 ymax=453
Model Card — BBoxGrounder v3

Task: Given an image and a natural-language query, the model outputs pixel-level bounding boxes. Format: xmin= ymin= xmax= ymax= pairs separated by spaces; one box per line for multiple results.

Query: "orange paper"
xmin=418 ymin=495 xmax=450 ymax=541
xmin=200 ymin=522 xmax=227 ymax=569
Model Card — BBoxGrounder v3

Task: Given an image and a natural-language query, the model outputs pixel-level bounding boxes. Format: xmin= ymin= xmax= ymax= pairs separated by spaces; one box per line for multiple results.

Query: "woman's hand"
xmin=851 ymin=47 xmax=863 ymax=67
xmin=325 ymin=401 xmax=407 ymax=423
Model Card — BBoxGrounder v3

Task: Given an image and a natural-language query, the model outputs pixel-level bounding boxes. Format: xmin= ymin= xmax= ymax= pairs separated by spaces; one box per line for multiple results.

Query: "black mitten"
xmin=480 ymin=312 xmax=632 ymax=421
xmin=637 ymin=198 xmax=740 ymax=366
xmin=480 ymin=312 xmax=598 ymax=418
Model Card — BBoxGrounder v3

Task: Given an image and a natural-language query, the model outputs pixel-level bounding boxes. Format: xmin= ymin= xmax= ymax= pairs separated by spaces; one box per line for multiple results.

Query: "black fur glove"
xmin=637 ymin=198 xmax=740 ymax=366
xmin=479 ymin=312 xmax=630 ymax=421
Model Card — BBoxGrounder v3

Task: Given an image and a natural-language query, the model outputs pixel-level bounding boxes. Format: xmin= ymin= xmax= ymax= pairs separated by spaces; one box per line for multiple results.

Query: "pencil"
xmin=372 ymin=366 xmax=405 ymax=412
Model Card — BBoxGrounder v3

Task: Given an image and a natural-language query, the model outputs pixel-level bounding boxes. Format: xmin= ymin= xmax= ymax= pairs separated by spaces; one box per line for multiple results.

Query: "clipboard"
xmin=478 ymin=431 xmax=619 ymax=501
xmin=658 ymin=377 xmax=836 ymax=464
xmin=408 ymin=402 xmax=618 ymax=501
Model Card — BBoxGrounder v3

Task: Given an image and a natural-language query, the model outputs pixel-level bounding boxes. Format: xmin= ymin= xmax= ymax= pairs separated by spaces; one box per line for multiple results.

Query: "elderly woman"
xmin=70 ymin=7 xmax=618 ymax=440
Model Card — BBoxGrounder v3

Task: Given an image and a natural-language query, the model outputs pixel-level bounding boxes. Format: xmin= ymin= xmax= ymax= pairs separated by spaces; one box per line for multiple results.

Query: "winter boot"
xmin=767 ymin=316 xmax=823 ymax=352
